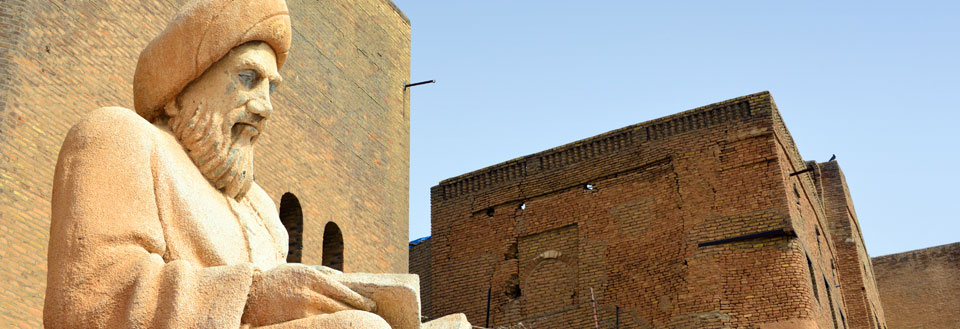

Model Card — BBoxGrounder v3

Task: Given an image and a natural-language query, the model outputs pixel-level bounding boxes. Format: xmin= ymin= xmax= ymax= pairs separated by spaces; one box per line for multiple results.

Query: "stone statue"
xmin=43 ymin=1 xmax=468 ymax=328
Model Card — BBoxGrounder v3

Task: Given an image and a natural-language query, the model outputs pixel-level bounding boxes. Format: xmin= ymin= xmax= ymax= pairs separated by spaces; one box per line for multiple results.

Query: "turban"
xmin=134 ymin=0 xmax=292 ymax=122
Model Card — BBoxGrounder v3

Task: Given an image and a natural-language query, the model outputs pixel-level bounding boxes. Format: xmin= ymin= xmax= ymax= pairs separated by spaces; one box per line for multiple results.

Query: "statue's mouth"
xmin=232 ymin=122 xmax=260 ymax=142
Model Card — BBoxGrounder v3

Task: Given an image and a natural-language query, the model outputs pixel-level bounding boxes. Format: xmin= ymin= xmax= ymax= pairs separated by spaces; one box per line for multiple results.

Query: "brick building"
xmin=412 ymin=92 xmax=891 ymax=328
xmin=873 ymin=242 xmax=960 ymax=329
xmin=816 ymin=162 xmax=886 ymax=328
xmin=0 ymin=1 xmax=410 ymax=327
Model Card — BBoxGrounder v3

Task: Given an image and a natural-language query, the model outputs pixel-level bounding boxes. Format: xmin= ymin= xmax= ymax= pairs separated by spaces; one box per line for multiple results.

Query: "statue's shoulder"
xmin=71 ymin=106 xmax=156 ymax=137
xmin=61 ymin=107 xmax=159 ymax=158
xmin=246 ymin=183 xmax=280 ymax=219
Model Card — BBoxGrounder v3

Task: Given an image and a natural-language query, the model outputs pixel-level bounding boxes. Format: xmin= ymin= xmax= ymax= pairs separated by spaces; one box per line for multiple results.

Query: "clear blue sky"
xmin=392 ymin=1 xmax=959 ymax=257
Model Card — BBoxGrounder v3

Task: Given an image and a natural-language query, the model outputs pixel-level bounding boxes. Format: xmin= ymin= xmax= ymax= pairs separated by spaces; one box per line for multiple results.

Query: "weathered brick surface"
xmin=409 ymin=237 xmax=434 ymax=319
xmin=873 ymin=242 xmax=960 ymax=329
xmin=414 ymin=92 xmax=865 ymax=328
xmin=816 ymin=161 xmax=887 ymax=329
xmin=0 ymin=1 xmax=409 ymax=327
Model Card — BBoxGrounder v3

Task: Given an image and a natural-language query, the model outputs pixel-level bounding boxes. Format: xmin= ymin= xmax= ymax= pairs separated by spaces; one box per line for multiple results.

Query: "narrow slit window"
xmin=824 ymin=275 xmax=839 ymax=329
xmin=807 ymin=255 xmax=820 ymax=304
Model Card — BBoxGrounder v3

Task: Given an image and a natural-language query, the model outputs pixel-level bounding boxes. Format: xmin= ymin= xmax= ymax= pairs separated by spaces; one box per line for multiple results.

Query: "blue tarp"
xmin=408 ymin=236 xmax=431 ymax=248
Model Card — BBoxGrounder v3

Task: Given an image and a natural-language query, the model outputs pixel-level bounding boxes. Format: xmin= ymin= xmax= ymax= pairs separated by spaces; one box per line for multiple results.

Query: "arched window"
xmin=322 ymin=222 xmax=344 ymax=271
xmin=279 ymin=193 xmax=303 ymax=263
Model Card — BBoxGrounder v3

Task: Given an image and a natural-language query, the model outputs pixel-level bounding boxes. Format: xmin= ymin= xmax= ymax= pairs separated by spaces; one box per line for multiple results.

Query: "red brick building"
xmin=412 ymin=92 xmax=890 ymax=328
xmin=816 ymin=162 xmax=887 ymax=328
xmin=873 ymin=242 xmax=960 ymax=329
xmin=0 ymin=1 xmax=410 ymax=327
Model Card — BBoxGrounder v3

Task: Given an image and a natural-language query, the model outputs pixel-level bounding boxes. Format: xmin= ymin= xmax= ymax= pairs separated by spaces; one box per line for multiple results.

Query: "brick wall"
xmin=817 ymin=161 xmax=887 ymax=329
xmin=873 ymin=242 xmax=960 ymax=329
xmin=409 ymin=237 xmax=433 ymax=320
xmin=0 ymin=1 xmax=410 ymax=327
xmin=417 ymin=92 xmax=856 ymax=328
xmin=770 ymin=109 xmax=849 ymax=329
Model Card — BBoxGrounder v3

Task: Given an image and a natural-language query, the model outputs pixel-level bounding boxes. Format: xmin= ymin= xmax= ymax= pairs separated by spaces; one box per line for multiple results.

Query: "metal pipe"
xmin=590 ymin=288 xmax=600 ymax=329
xmin=616 ymin=305 xmax=620 ymax=329
xmin=485 ymin=286 xmax=492 ymax=328
xmin=404 ymin=79 xmax=435 ymax=90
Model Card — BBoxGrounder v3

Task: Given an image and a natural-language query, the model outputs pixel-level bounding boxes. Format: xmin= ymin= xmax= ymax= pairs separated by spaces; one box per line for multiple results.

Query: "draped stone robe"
xmin=45 ymin=107 xmax=289 ymax=328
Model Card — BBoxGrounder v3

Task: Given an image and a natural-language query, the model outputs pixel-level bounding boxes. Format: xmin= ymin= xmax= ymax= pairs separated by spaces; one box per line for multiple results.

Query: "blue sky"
xmin=392 ymin=1 xmax=959 ymax=256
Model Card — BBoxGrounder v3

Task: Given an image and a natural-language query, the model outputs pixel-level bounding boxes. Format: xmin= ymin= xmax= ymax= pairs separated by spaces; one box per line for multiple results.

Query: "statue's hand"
xmin=242 ymin=263 xmax=377 ymax=327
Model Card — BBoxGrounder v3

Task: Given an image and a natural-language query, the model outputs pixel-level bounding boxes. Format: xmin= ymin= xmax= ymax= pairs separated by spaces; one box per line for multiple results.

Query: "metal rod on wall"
xmin=616 ymin=305 xmax=620 ymax=329
xmin=404 ymin=79 xmax=435 ymax=90
xmin=485 ymin=286 xmax=492 ymax=328
xmin=590 ymin=288 xmax=600 ymax=329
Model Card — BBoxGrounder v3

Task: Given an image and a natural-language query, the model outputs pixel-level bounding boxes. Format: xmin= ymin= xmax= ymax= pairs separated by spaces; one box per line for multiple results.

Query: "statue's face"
xmin=166 ymin=42 xmax=282 ymax=199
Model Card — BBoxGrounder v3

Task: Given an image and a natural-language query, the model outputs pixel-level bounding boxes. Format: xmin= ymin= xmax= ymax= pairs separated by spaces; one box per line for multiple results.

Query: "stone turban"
xmin=134 ymin=0 xmax=292 ymax=122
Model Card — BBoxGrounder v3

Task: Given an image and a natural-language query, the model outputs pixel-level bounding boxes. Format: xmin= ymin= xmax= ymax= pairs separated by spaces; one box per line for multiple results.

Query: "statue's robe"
xmin=45 ymin=107 xmax=289 ymax=328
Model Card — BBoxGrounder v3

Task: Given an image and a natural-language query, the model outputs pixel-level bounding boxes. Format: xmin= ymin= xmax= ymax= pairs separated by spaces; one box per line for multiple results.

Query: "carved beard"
xmin=168 ymin=101 xmax=256 ymax=200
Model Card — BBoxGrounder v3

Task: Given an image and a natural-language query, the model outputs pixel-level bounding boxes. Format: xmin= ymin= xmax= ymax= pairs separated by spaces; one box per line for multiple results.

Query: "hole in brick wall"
xmin=504 ymin=274 xmax=521 ymax=299
xmin=794 ymin=184 xmax=802 ymax=205
xmin=519 ymin=202 xmax=526 ymax=211
xmin=817 ymin=229 xmax=822 ymax=253
xmin=486 ymin=207 xmax=495 ymax=217
xmin=279 ymin=193 xmax=303 ymax=263
xmin=322 ymin=222 xmax=344 ymax=271
xmin=584 ymin=184 xmax=595 ymax=190
xmin=504 ymin=242 xmax=518 ymax=260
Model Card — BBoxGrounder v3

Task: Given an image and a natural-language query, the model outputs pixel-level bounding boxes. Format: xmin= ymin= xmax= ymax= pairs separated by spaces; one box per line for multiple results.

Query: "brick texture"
xmin=873 ymin=243 xmax=960 ymax=329
xmin=412 ymin=92 xmax=877 ymax=329
xmin=409 ymin=237 xmax=433 ymax=319
xmin=0 ymin=1 xmax=410 ymax=327
xmin=816 ymin=161 xmax=887 ymax=329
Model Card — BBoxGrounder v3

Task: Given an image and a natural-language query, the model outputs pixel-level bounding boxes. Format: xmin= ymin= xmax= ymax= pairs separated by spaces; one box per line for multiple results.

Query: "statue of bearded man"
xmin=43 ymin=1 xmax=392 ymax=328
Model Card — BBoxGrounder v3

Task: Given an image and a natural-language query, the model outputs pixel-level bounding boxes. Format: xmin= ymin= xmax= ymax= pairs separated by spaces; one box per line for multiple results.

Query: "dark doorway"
xmin=322 ymin=222 xmax=344 ymax=271
xmin=279 ymin=193 xmax=303 ymax=263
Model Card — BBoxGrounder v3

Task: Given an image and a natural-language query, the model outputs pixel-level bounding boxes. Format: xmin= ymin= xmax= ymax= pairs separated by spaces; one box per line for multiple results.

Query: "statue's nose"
xmin=247 ymin=95 xmax=273 ymax=120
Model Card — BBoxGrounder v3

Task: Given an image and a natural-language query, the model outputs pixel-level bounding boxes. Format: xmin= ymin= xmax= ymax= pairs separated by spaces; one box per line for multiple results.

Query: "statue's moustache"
xmin=229 ymin=103 xmax=267 ymax=144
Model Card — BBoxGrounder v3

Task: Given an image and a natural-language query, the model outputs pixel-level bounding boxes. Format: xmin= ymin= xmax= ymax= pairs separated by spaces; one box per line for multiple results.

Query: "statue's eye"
xmin=238 ymin=70 xmax=258 ymax=89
